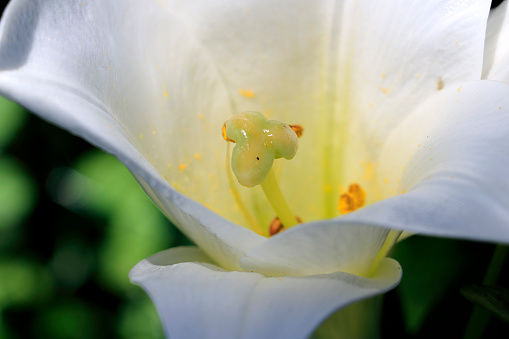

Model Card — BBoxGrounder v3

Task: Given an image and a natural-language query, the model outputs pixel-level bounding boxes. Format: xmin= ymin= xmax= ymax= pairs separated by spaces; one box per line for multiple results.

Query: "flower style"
xmin=1 ymin=0 xmax=509 ymax=338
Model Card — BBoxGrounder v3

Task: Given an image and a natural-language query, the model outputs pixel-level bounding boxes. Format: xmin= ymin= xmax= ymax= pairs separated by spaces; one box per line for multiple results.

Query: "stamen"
xmin=261 ymin=168 xmax=298 ymax=228
xmin=337 ymin=183 xmax=366 ymax=214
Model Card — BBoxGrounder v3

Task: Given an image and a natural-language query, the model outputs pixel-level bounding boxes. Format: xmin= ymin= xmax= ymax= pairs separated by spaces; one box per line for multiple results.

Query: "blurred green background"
xmin=0 ymin=1 xmax=508 ymax=338
xmin=0 ymin=95 xmax=184 ymax=339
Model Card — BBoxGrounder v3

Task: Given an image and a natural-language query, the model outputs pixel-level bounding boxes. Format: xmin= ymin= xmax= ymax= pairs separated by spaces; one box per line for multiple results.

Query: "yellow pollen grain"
xmin=152 ymin=130 xmax=156 ymax=134
xmin=455 ymin=41 xmax=458 ymax=45
xmin=163 ymin=85 xmax=169 ymax=98
xmin=381 ymin=73 xmax=386 ymax=78
xmin=167 ymin=162 xmax=173 ymax=168
xmin=194 ymin=153 xmax=202 ymax=160
xmin=198 ymin=114 xmax=204 ymax=120
xmin=499 ymin=107 xmax=502 ymax=110
xmin=140 ymin=133 xmax=143 ymax=140
xmin=402 ymin=190 xmax=406 ymax=194
xmin=458 ymin=86 xmax=462 ymax=93
xmin=238 ymin=89 xmax=255 ymax=98
xmin=437 ymin=78 xmax=444 ymax=90
xmin=107 ymin=125 xmax=111 ymax=128
xmin=178 ymin=164 xmax=188 ymax=171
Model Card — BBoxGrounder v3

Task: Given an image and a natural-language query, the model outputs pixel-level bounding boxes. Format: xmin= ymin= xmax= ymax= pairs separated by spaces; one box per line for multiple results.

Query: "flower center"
xmin=223 ymin=112 xmax=369 ymax=237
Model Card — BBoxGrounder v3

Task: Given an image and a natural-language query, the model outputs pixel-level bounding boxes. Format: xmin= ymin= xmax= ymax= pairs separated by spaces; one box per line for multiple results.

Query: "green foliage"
xmin=118 ymin=293 xmax=165 ymax=339
xmin=0 ymin=259 xmax=52 ymax=308
xmin=462 ymin=285 xmax=509 ymax=324
xmin=391 ymin=236 xmax=467 ymax=334
xmin=0 ymin=96 xmax=27 ymax=150
xmin=0 ymin=157 xmax=36 ymax=231
xmin=33 ymin=301 xmax=99 ymax=339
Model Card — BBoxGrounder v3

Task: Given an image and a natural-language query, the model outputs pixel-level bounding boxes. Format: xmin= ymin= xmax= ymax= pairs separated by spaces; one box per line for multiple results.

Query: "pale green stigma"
xmin=224 ymin=111 xmax=299 ymax=187
xmin=223 ymin=111 xmax=301 ymax=233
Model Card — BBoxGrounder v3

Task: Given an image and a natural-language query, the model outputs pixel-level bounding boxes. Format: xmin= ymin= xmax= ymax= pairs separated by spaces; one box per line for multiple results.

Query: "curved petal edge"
xmin=130 ymin=247 xmax=402 ymax=339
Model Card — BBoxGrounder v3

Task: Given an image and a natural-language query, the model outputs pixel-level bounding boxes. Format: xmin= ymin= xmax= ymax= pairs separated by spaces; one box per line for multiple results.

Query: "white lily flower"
xmin=1 ymin=0 xmax=509 ymax=338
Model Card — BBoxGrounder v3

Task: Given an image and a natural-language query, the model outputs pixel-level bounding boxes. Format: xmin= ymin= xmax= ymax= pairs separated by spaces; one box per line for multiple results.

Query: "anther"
xmin=348 ymin=183 xmax=365 ymax=208
xmin=337 ymin=183 xmax=366 ymax=214
xmin=338 ymin=194 xmax=355 ymax=214
xmin=289 ymin=124 xmax=304 ymax=138
xmin=268 ymin=216 xmax=303 ymax=236
xmin=222 ymin=122 xmax=236 ymax=143
xmin=269 ymin=217 xmax=284 ymax=236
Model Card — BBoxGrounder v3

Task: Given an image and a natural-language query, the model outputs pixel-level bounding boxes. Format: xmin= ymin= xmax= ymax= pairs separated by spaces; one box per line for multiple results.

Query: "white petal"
xmin=240 ymin=221 xmax=389 ymax=277
xmin=0 ymin=0 xmax=272 ymax=269
xmin=344 ymin=80 xmax=509 ymax=243
xmin=483 ymin=1 xmax=509 ymax=81
xmin=130 ymin=247 xmax=401 ymax=339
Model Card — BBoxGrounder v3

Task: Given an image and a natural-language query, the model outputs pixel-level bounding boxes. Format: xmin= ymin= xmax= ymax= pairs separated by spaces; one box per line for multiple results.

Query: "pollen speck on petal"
xmin=238 ymin=89 xmax=254 ymax=98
